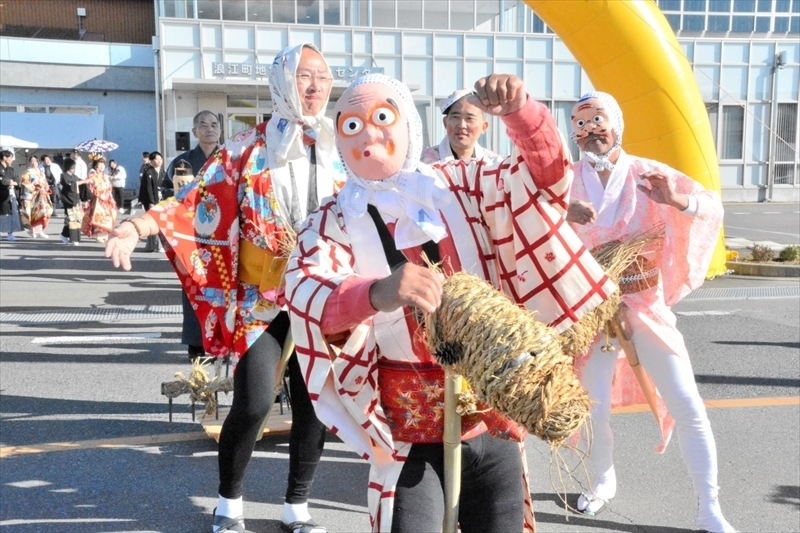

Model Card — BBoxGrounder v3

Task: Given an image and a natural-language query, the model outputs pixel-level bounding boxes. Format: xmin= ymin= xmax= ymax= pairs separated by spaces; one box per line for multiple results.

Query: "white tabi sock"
xmin=280 ymin=502 xmax=311 ymax=524
xmin=215 ymin=495 xmax=243 ymax=524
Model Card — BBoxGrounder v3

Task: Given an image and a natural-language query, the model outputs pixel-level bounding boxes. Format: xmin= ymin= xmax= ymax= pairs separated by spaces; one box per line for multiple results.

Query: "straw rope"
xmin=423 ymin=271 xmax=589 ymax=447
xmin=558 ymin=225 xmax=665 ymax=357
xmin=422 ymin=226 xmax=665 ymax=447
xmin=171 ymin=358 xmax=232 ymax=416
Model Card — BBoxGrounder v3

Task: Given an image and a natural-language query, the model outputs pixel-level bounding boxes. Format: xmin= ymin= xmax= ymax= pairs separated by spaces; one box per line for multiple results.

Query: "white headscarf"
xmin=266 ymin=43 xmax=337 ymax=229
xmin=573 ymin=91 xmax=624 ymax=172
xmin=337 ymin=74 xmax=452 ymax=249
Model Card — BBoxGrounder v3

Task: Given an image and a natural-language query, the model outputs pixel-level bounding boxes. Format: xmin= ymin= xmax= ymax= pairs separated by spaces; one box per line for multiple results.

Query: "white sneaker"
xmin=72 ymin=241 xmax=79 ymax=246
xmin=39 ymin=233 xmax=49 ymax=239
xmin=576 ymin=491 xmax=608 ymax=516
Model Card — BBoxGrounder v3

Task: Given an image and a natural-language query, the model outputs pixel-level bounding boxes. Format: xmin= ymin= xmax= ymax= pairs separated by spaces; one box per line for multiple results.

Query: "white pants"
xmin=580 ymin=310 xmax=719 ymax=503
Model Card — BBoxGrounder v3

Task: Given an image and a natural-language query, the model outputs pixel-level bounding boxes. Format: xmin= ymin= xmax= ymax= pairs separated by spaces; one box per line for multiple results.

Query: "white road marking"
xmin=31 ymin=333 xmax=162 ymax=344
xmin=724 ymin=224 xmax=800 ymax=238
xmin=729 ymin=212 xmax=750 ymax=214
xmin=0 ymin=519 xmax=135 ymax=526
xmin=676 ymin=310 xmax=736 ymax=316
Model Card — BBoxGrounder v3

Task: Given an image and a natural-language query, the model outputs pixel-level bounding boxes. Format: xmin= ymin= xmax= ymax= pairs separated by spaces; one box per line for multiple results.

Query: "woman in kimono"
xmin=81 ymin=156 xmax=117 ymax=243
xmin=20 ymin=155 xmax=53 ymax=238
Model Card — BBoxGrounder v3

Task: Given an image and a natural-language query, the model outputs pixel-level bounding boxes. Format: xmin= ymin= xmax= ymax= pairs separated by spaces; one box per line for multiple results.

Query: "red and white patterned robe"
xmin=286 ymin=99 xmax=617 ymax=532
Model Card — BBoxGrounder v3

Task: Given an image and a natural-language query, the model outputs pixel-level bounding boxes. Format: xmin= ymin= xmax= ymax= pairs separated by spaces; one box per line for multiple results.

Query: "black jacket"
xmin=60 ymin=171 xmax=80 ymax=209
xmin=0 ymin=163 xmax=17 ymax=216
xmin=138 ymin=164 xmax=165 ymax=209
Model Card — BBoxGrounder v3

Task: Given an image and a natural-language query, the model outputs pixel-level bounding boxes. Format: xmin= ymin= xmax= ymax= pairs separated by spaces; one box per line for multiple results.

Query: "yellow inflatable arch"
xmin=524 ymin=0 xmax=727 ymax=277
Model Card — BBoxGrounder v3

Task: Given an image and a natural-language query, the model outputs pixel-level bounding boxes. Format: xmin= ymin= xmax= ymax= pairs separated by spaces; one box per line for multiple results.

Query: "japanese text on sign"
xmin=211 ymin=63 xmax=383 ymax=79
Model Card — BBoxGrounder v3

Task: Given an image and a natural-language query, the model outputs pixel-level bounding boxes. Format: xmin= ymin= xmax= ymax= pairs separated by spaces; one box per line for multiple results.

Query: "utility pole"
xmin=766 ymin=50 xmax=786 ymax=202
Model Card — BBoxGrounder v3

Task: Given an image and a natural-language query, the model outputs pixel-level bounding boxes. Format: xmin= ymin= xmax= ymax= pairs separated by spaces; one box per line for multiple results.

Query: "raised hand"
xmin=637 ymin=169 xmax=689 ymax=211
xmin=105 ymin=220 xmax=142 ymax=271
xmin=368 ymin=262 xmax=444 ymax=314
xmin=567 ymin=200 xmax=598 ymax=225
xmin=467 ymin=74 xmax=527 ymax=117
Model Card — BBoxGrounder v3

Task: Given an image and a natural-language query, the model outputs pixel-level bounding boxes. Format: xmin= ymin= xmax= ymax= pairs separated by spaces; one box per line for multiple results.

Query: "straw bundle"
xmin=423 ymin=271 xmax=589 ymax=447
xmin=558 ymin=225 xmax=665 ymax=357
xmin=172 ymin=358 xmax=232 ymax=416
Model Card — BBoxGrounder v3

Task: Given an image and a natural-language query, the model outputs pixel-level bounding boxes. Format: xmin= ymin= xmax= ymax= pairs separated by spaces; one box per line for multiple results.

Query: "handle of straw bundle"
xmin=442 ymin=369 xmax=462 ymax=533
xmin=607 ymin=312 xmax=659 ymax=423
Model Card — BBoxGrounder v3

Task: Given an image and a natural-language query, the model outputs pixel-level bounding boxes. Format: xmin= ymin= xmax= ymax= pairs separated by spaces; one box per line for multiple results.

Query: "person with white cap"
xmin=420 ymin=88 xmax=498 ymax=164
xmin=105 ymin=43 xmax=346 ymax=533
xmin=285 ymin=74 xmax=616 ymax=533
xmin=566 ymin=91 xmax=737 ymax=533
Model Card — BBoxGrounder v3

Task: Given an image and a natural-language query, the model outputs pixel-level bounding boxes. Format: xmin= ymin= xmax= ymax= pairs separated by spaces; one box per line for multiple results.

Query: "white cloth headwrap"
xmin=266 ymin=43 xmax=337 ymax=228
xmin=574 ymin=91 xmax=624 ymax=172
xmin=338 ymin=74 xmax=452 ymax=249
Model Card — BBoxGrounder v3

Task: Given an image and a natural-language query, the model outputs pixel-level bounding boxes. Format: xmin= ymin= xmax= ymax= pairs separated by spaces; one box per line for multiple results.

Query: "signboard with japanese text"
xmin=210 ymin=63 xmax=383 ymax=80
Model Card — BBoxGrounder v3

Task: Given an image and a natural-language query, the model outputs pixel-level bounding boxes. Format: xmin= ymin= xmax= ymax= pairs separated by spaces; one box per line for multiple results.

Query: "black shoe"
xmin=212 ymin=508 xmax=251 ymax=533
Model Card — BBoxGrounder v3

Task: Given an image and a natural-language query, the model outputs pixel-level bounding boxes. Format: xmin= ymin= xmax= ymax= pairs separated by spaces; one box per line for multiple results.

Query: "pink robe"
xmin=286 ymin=99 xmax=617 ymax=532
xmin=569 ymin=153 xmax=724 ymax=451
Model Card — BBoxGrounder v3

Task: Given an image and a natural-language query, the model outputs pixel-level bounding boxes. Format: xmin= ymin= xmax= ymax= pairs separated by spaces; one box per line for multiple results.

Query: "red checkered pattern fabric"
xmin=285 ymin=99 xmax=615 ymax=532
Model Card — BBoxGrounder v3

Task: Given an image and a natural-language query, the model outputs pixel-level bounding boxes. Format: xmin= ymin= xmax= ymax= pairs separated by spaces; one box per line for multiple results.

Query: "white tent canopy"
xmin=0 ymin=134 xmax=38 ymax=149
xmin=0 ymin=113 xmax=105 ymax=150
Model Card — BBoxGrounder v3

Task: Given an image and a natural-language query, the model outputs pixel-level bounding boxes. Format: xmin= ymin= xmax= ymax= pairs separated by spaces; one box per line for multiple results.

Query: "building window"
xmin=776 ymin=0 xmax=791 ymax=11
xmin=658 ymin=0 xmax=681 ymax=10
xmin=755 ymin=16 xmax=771 ymax=31
xmin=732 ymin=15 xmax=755 ymax=30
xmin=685 ymin=0 xmax=708 ymax=11
xmin=323 ymin=0 xmax=341 ymax=24
xmin=708 ymin=15 xmax=731 ymax=30
xmin=774 ymin=103 xmax=798 ymax=184
xmin=775 ymin=16 xmax=790 ymax=30
xmin=684 ymin=14 xmax=706 ymax=30
xmin=197 ymin=0 xmax=221 ymax=20
xmin=756 ymin=0 xmax=772 ymax=11
xmin=0 ymin=104 xmax=97 ymax=114
xmin=721 ymin=105 xmax=745 ymax=159
xmin=733 ymin=0 xmax=756 ymax=12
xmin=791 ymin=16 xmax=800 ymax=31
xmin=709 ymin=0 xmax=732 ymax=11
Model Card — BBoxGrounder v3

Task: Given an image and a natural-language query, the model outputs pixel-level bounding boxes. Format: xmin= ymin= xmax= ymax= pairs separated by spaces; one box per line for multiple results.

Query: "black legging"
xmin=217 ymin=312 xmax=327 ymax=502
xmin=391 ymin=432 xmax=525 ymax=533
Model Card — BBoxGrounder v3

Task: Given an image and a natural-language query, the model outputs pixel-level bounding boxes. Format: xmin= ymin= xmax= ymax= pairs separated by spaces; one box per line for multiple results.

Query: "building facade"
xmin=0 ymin=0 xmax=156 ymax=193
xmin=1 ymin=1 xmax=797 ymax=202
xmin=154 ymin=0 xmax=799 ymax=202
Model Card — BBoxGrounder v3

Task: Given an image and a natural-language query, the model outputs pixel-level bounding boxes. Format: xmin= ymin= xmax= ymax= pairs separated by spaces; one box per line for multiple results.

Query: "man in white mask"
xmin=285 ymin=74 xmax=616 ymax=533
xmin=566 ymin=91 xmax=736 ymax=533
xmin=105 ymin=43 xmax=345 ymax=533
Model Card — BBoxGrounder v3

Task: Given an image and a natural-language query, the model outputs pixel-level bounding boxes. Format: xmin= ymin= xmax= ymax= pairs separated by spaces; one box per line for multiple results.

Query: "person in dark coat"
xmin=58 ymin=158 xmax=88 ymax=245
xmin=166 ymin=110 xmax=221 ymax=361
xmin=0 ymin=150 xmax=22 ymax=240
xmin=138 ymin=151 xmax=165 ymax=252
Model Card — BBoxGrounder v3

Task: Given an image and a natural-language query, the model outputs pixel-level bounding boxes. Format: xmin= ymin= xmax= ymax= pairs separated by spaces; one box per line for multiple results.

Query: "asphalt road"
xmin=0 ymin=221 xmax=798 ymax=533
xmin=723 ymin=202 xmax=800 ymax=247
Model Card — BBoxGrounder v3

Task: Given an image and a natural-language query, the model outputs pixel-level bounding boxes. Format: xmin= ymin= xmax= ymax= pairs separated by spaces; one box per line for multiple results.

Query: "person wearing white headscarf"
xmin=420 ymin=88 xmax=499 ymax=164
xmin=566 ymin=92 xmax=736 ymax=533
xmin=105 ymin=43 xmax=345 ymax=533
xmin=285 ymin=74 xmax=617 ymax=533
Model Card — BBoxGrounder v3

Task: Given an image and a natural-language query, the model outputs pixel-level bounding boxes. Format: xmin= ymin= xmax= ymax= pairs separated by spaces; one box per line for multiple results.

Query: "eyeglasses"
xmin=446 ymin=114 xmax=481 ymax=125
xmin=296 ymin=72 xmax=333 ymax=85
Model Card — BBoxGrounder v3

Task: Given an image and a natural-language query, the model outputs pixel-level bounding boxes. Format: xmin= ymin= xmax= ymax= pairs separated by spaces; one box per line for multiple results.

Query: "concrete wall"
xmin=0 ymin=86 xmax=155 ymax=192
